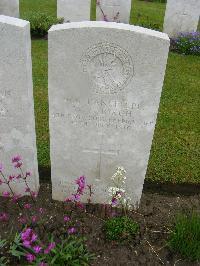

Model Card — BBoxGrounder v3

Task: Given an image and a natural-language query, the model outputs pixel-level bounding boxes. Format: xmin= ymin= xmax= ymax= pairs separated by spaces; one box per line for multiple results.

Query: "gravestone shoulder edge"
xmin=48 ymin=21 xmax=170 ymax=42
xmin=0 ymin=15 xmax=29 ymax=28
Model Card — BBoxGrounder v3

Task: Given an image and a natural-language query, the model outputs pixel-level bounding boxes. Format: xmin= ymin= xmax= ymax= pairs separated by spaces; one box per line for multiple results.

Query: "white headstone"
xmin=96 ymin=0 xmax=131 ymax=23
xmin=0 ymin=16 xmax=39 ymax=195
xmin=163 ymin=0 xmax=200 ymax=37
xmin=49 ymin=21 xmax=169 ymax=206
xmin=57 ymin=0 xmax=91 ymax=22
xmin=0 ymin=0 xmax=19 ymax=18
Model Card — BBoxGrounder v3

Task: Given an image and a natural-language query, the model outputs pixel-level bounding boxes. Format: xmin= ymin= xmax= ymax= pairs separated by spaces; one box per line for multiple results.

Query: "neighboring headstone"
xmin=96 ymin=0 xmax=131 ymax=23
xmin=163 ymin=0 xmax=200 ymax=37
xmin=0 ymin=0 xmax=19 ymax=18
xmin=49 ymin=21 xmax=169 ymax=206
xmin=57 ymin=0 xmax=91 ymax=22
xmin=0 ymin=15 xmax=39 ymax=195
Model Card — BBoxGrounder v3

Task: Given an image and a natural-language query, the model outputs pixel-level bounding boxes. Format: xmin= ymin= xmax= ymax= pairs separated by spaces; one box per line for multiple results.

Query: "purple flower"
xmin=25 ymin=253 xmax=36 ymax=263
xmin=12 ymin=155 xmax=22 ymax=163
xmin=111 ymin=197 xmax=118 ymax=206
xmin=33 ymin=245 xmax=42 ymax=254
xmin=23 ymin=240 xmax=32 ymax=248
xmin=24 ymin=203 xmax=31 ymax=209
xmin=44 ymin=248 xmax=50 ymax=254
xmin=38 ymin=208 xmax=44 ymax=214
xmin=14 ymin=162 xmax=22 ymax=168
xmin=47 ymin=242 xmax=56 ymax=251
xmin=76 ymin=176 xmax=86 ymax=195
xmin=25 ymin=187 xmax=31 ymax=192
xmin=21 ymin=228 xmax=37 ymax=244
xmin=0 ymin=212 xmax=9 ymax=222
xmin=8 ymin=175 xmax=15 ymax=181
xmin=44 ymin=242 xmax=56 ymax=254
xmin=2 ymin=191 xmax=10 ymax=197
xmin=31 ymin=216 xmax=37 ymax=223
xmin=68 ymin=227 xmax=76 ymax=234
xmin=25 ymin=171 xmax=31 ymax=177
xmin=21 ymin=228 xmax=32 ymax=241
xmin=18 ymin=216 xmax=27 ymax=224
xmin=64 ymin=216 xmax=70 ymax=222
xmin=12 ymin=194 xmax=22 ymax=203
xmin=31 ymin=233 xmax=37 ymax=243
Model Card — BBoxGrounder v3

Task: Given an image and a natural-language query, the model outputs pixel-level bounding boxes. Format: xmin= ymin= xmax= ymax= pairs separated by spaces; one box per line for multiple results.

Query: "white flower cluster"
xmin=111 ymin=166 xmax=126 ymax=183
xmin=108 ymin=187 xmax=125 ymax=199
xmin=107 ymin=166 xmax=133 ymax=210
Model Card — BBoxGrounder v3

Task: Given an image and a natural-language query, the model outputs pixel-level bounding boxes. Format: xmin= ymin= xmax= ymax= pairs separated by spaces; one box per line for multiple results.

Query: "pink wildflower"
xmin=31 ymin=233 xmax=37 ymax=243
xmin=44 ymin=248 xmax=50 ymax=254
xmin=2 ymin=191 xmax=10 ymax=197
xmin=23 ymin=240 xmax=32 ymax=248
xmin=25 ymin=171 xmax=31 ymax=177
xmin=33 ymin=245 xmax=42 ymax=254
xmin=44 ymin=242 xmax=56 ymax=254
xmin=48 ymin=242 xmax=56 ymax=251
xmin=12 ymin=194 xmax=21 ymax=203
xmin=12 ymin=155 xmax=22 ymax=163
xmin=31 ymin=216 xmax=37 ymax=223
xmin=76 ymin=176 xmax=86 ymax=195
xmin=31 ymin=191 xmax=38 ymax=198
xmin=111 ymin=198 xmax=118 ymax=206
xmin=14 ymin=162 xmax=22 ymax=168
xmin=0 ymin=179 xmax=3 ymax=185
xmin=18 ymin=216 xmax=27 ymax=224
xmin=0 ymin=212 xmax=9 ymax=222
xmin=8 ymin=175 xmax=15 ymax=181
xmin=38 ymin=208 xmax=44 ymax=214
xmin=16 ymin=174 xmax=22 ymax=179
xmin=68 ymin=227 xmax=76 ymax=234
xmin=76 ymin=201 xmax=84 ymax=209
xmin=24 ymin=203 xmax=31 ymax=209
xmin=21 ymin=228 xmax=33 ymax=241
xmin=64 ymin=216 xmax=70 ymax=222
xmin=25 ymin=253 xmax=36 ymax=263
xmin=25 ymin=187 xmax=31 ymax=192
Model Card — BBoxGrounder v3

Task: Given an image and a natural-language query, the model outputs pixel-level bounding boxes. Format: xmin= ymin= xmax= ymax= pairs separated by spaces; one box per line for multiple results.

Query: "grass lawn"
xmin=19 ymin=0 xmax=200 ymax=184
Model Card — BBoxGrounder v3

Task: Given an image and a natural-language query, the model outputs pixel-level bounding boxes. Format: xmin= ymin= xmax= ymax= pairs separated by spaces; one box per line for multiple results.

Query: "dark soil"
xmin=0 ymin=183 xmax=200 ymax=266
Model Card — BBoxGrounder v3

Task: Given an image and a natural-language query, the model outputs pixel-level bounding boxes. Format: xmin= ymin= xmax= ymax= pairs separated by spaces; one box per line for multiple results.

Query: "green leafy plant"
xmin=9 ymin=232 xmax=26 ymax=259
xmin=0 ymin=238 xmax=8 ymax=266
xmin=103 ymin=216 xmax=139 ymax=241
xmin=134 ymin=13 xmax=161 ymax=31
xmin=23 ymin=12 xmax=64 ymax=37
xmin=168 ymin=213 xmax=200 ymax=261
xmin=9 ymin=231 xmax=94 ymax=265
xmin=35 ymin=236 xmax=94 ymax=266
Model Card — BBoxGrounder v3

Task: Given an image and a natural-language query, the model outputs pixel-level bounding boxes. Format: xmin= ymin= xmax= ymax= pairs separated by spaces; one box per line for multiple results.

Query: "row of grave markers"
xmin=0 ymin=15 xmax=169 ymax=206
xmin=0 ymin=0 xmax=200 ymax=36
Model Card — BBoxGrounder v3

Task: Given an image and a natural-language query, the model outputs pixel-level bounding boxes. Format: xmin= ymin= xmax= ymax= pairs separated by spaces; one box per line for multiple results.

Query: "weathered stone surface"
xmin=96 ymin=0 xmax=131 ymax=23
xmin=163 ymin=0 xmax=200 ymax=37
xmin=48 ymin=21 xmax=169 ymax=206
xmin=57 ymin=0 xmax=91 ymax=22
xmin=0 ymin=0 xmax=19 ymax=18
xmin=0 ymin=16 xmax=39 ymax=195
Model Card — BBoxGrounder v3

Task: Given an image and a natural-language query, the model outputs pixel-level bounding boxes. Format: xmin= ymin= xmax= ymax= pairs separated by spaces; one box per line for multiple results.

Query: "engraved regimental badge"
xmin=81 ymin=42 xmax=134 ymax=94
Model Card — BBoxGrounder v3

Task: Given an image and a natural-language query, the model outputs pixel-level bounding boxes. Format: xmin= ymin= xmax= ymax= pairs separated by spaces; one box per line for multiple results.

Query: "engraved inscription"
xmin=81 ymin=42 xmax=134 ymax=94
xmin=52 ymin=97 xmax=155 ymax=131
